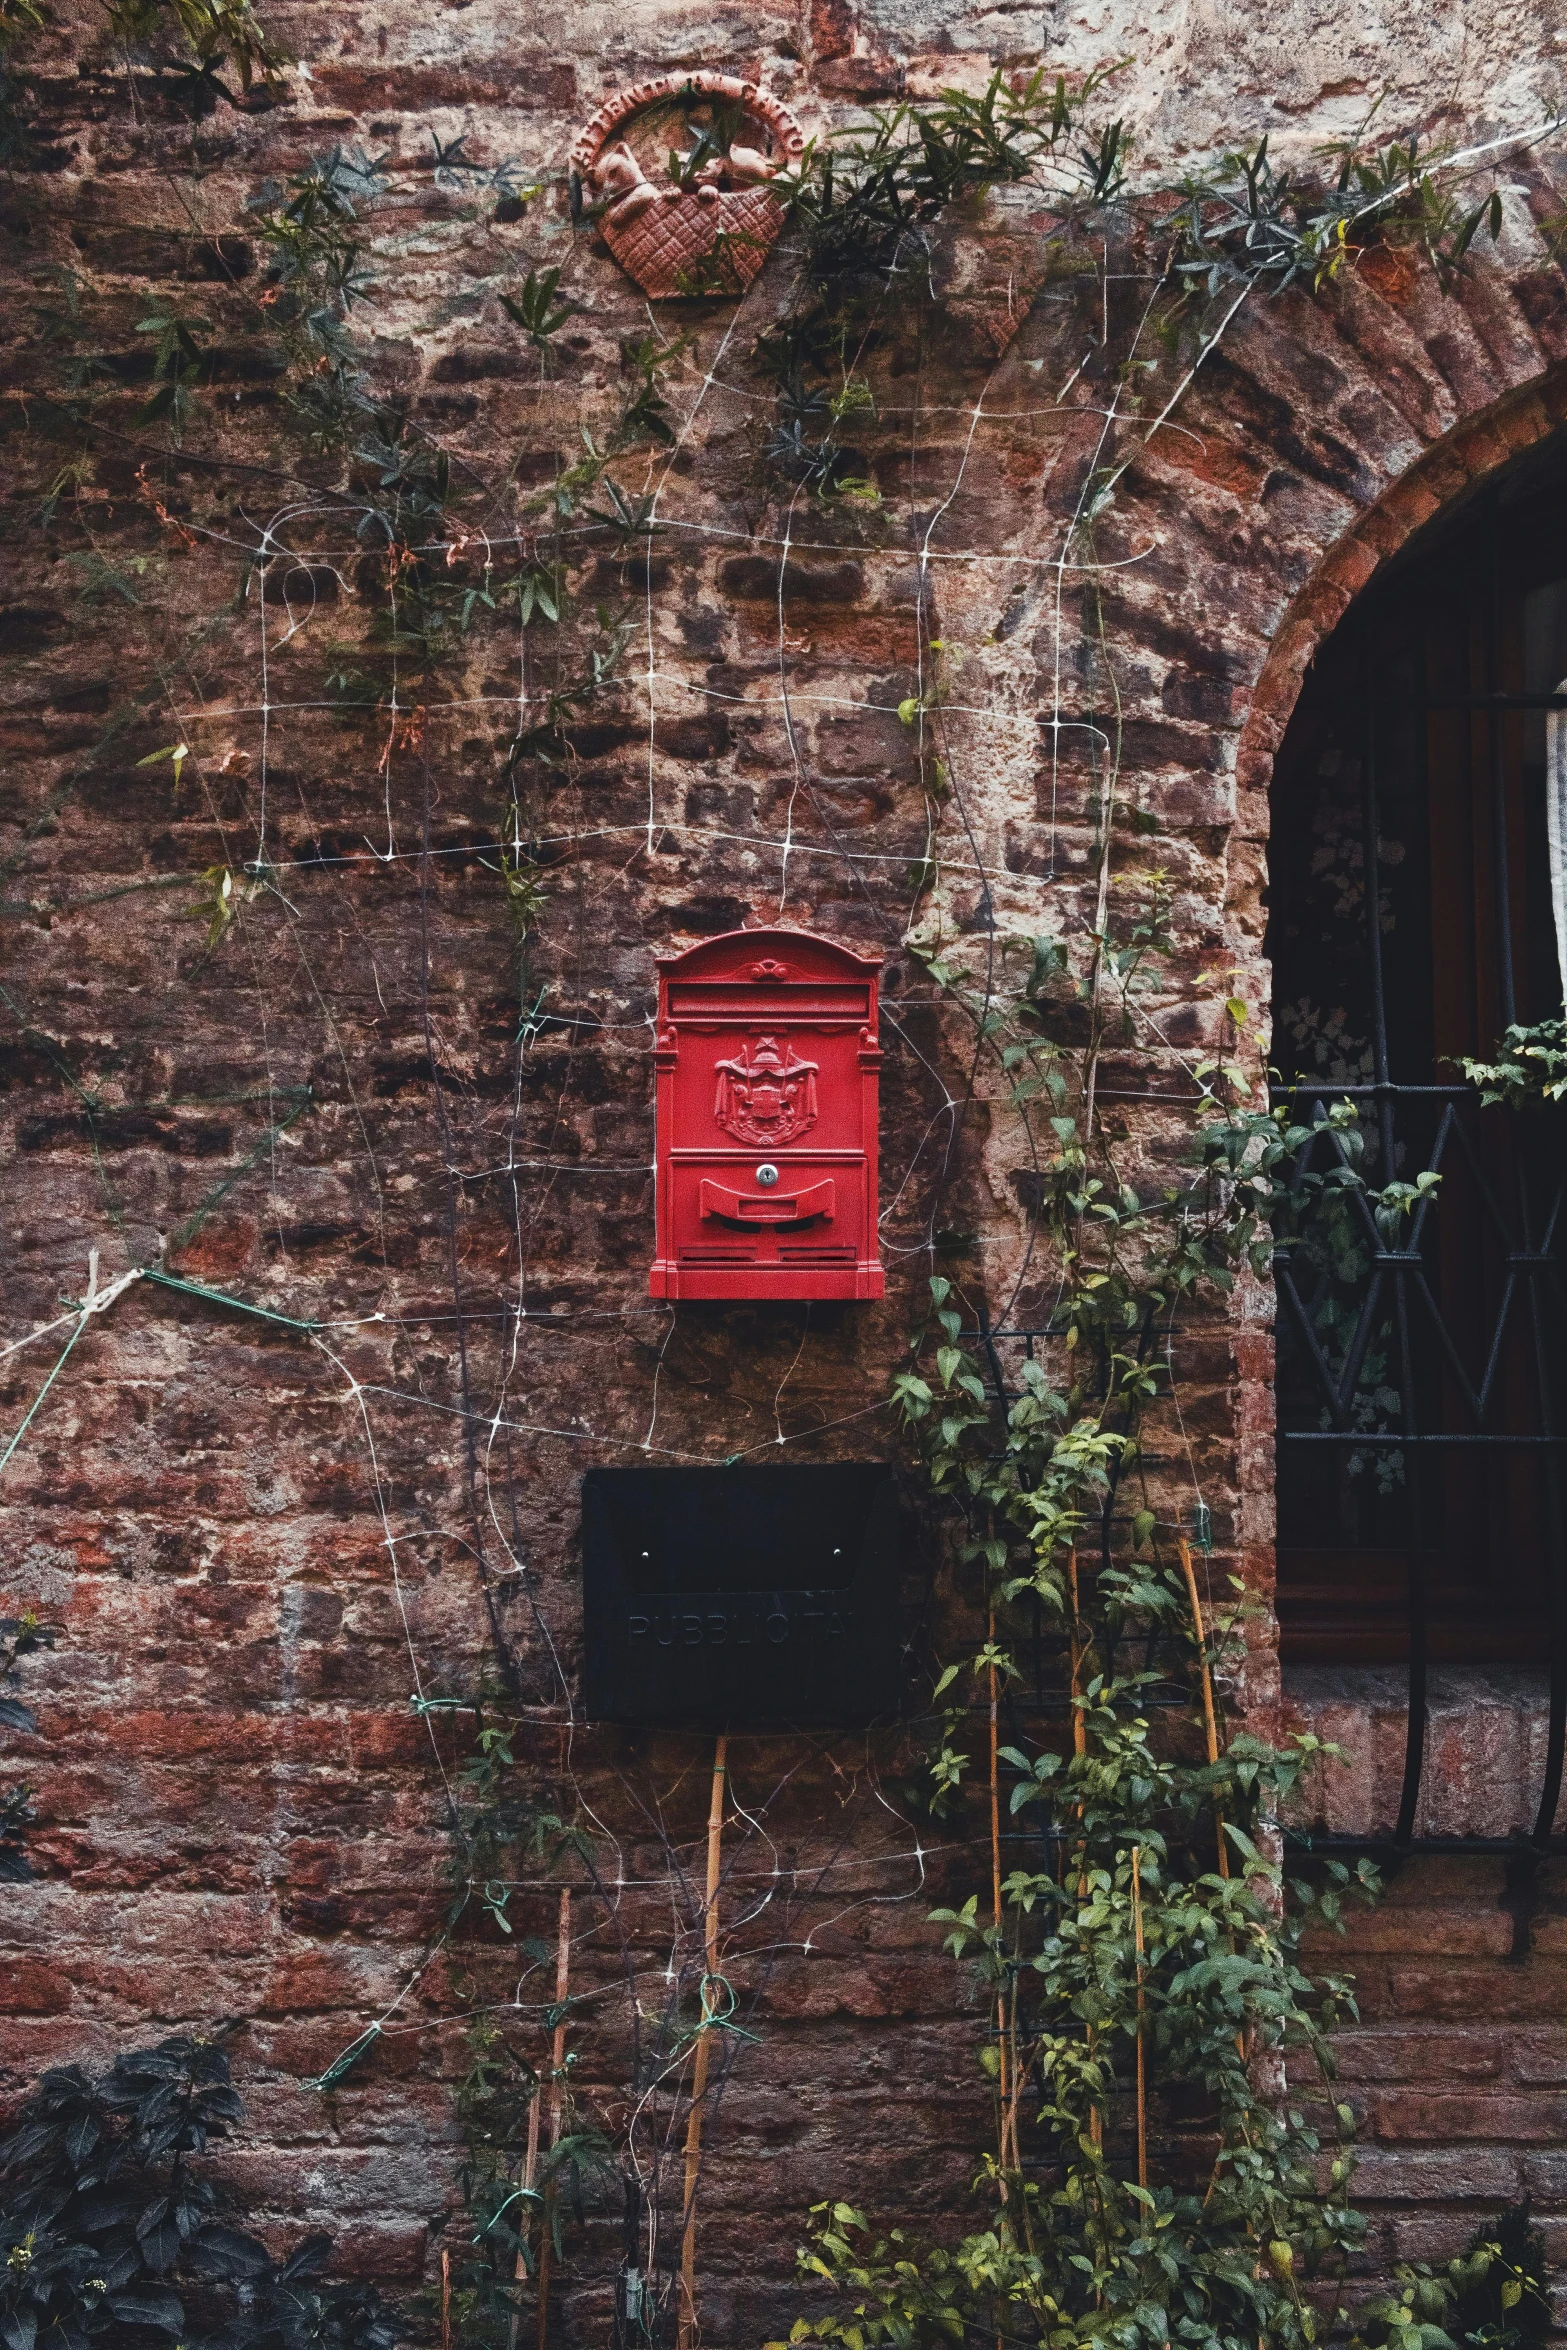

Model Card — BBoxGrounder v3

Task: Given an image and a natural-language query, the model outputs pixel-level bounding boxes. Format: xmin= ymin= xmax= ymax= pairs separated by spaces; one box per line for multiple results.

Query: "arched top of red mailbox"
xmin=655 ymin=926 xmax=883 ymax=981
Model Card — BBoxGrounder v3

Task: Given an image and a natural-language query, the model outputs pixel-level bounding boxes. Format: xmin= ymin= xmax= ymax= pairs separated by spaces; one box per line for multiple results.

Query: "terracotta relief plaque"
xmin=570 ymin=71 xmax=806 ymax=299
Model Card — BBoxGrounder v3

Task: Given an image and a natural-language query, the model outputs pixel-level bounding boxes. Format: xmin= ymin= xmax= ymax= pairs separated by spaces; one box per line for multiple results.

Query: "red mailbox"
xmin=650 ymin=928 xmax=884 ymax=1301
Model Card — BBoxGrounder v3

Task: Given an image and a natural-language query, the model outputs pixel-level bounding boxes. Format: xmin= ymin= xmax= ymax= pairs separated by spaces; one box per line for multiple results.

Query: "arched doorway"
xmin=1267 ymin=444 xmax=1567 ymax=1844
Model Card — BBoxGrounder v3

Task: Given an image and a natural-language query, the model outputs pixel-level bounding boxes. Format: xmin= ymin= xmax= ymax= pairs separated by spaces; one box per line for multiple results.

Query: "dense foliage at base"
xmin=778 ymin=2198 xmax=1551 ymax=2350
xmin=0 ymin=2036 xmax=399 ymax=2350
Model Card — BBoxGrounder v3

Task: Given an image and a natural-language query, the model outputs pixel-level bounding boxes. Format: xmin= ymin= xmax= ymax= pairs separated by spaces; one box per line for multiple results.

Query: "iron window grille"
xmin=1268 ymin=474 xmax=1567 ymax=1860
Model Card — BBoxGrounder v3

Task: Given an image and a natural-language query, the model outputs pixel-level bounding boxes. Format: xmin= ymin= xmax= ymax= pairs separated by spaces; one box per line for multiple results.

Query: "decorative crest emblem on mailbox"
xmin=650 ymin=927 xmax=884 ymax=1301
xmin=713 ymin=1035 xmax=819 ymax=1147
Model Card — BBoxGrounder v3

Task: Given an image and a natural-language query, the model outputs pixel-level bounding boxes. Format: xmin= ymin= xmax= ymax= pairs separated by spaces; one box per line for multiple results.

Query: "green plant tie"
xmin=0 ymin=1263 xmax=326 ymax=1489
xmin=673 ymin=1972 xmax=761 ymax=2053
xmin=140 ymin=1268 xmax=322 ymax=1331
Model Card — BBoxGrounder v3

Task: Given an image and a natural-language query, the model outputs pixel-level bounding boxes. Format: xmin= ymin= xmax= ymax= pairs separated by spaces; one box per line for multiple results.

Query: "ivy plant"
xmin=763 ymin=854 xmax=1484 ymax=2348
xmin=1458 ymin=1017 xmax=1567 ymax=1108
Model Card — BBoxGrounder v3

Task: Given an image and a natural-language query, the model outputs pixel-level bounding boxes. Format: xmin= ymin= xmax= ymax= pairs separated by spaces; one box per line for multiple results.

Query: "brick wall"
xmin=6 ymin=1 xmax=1567 ymax=2337
xmin=1308 ymin=1859 xmax=1567 ymax=2292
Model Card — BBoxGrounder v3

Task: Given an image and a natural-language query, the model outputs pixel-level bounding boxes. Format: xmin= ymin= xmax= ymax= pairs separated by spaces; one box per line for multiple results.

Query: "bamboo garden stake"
xmin=1066 ymin=1552 xmax=1103 ymax=2152
xmin=534 ymin=1887 xmax=573 ymax=2350
xmin=510 ymin=1887 xmax=572 ymax=2350
xmin=678 ymin=1735 xmax=728 ymax=2350
xmin=1178 ymin=1538 xmax=1230 ymax=1879
xmin=509 ymin=2062 xmax=540 ymax=2350
xmin=986 ymin=1605 xmax=1024 ymax=2185
xmin=1131 ymin=1845 xmax=1148 ymax=2191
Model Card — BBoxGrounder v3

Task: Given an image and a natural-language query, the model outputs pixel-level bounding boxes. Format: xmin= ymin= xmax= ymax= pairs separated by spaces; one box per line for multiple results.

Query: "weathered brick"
xmin=3 ymin=20 xmax=1567 ymax=2343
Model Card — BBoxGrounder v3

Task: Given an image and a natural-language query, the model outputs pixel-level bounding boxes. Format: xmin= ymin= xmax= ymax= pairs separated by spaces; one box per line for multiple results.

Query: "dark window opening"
xmin=1266 ymin=459 xmax=1567 ymax=1754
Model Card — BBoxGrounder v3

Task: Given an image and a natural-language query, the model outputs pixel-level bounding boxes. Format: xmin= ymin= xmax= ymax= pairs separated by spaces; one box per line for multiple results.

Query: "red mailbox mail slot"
xmin=698 ymin=1176 xmax=836 ymax=1225
xmin=650 ymin=928 xmax=883 ymax=1301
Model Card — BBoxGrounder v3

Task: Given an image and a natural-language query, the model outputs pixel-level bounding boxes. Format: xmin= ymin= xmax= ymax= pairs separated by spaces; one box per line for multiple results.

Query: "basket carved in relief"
xmin=570 ymin=72 xmax=805 ymax=299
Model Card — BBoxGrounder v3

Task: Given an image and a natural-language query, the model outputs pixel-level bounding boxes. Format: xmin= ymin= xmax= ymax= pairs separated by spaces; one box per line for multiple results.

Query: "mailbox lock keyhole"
xmin=754 ymin=1162 xmax=780 ymax=1188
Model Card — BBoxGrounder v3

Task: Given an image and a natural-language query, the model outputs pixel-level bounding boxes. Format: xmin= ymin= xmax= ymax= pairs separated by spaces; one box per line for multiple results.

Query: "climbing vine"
xmin=743 ymin=877 xmax=1419 ymax=2342
xmin=1459 ymin=1016 xmax=1567 ymax=1107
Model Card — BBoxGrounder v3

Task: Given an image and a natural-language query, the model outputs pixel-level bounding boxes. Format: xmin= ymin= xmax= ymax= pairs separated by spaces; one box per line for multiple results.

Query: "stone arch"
xmin=1235 ymin=366 xmax=1567 ymax=881
xmin=1223 ymin=359 xmax=1567 ymax=1779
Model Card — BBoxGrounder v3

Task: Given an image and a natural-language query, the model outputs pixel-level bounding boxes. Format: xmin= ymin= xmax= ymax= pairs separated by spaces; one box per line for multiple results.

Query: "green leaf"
xmin=501 ymin=266 xmax=582 ymax=349
xmin=106 ymin=2291 xmax=184 ymax=2333
xmin=136 ymin=742 xmax=190 ymax=785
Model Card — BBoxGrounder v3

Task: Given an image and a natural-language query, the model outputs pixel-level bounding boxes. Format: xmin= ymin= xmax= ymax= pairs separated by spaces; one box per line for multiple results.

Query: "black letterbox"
xmin=581 ymin=1464 xmax=900 ymax=1725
